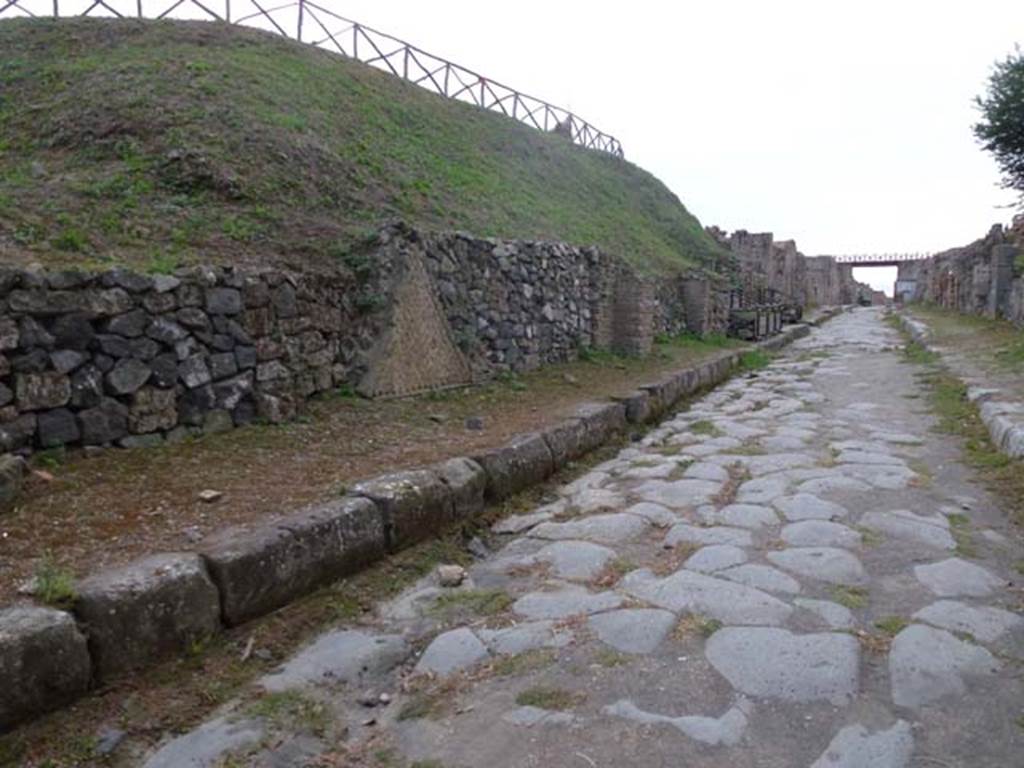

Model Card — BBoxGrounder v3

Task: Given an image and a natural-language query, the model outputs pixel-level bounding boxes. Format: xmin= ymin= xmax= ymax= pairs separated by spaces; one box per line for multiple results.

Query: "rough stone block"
xmin=74 ymin=553 xmax=221 ymax=681
xmin=129 ymin=387 xmax=177 ymax=434
xmin=105 ymin=358 xmax=151 ymax=395
xmin=37 ymin=408 xmax=80 ymax=447
xmin=202 ymin=496 xmax=385 ymax=625
xmin=433 ymin=456 xmax=486 ymax=520
xmin=78 ymin=398 xmax=130 ymax=445
xmin=0 ymin=606 xmax=91 ymax=730
xmin=205 ymin=287 xmax=242 ymax=316
xmin=0 ymin=453 xmax=25 ymax=509
xmin=574 ymin=401 xmax=627 ymax=452
xmin=15 ymin=371 xmax=71 ymax=410
xmin=0 ymin=413 xmax=36 ymax=452
xmin=616 ymin=390 xmax=652 ymax=424
xmin=352 ymin=468 xmax=456 ymax=551
xmin=474 ymin=432 xmax=555 ymax=502
xmin=542 ymin=418 xmax=589 ymax=468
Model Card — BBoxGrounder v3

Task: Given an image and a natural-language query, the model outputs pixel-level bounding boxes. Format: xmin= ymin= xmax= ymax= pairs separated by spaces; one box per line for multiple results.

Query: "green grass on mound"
xmin=0 ymin=18 xmax=726 ymax=275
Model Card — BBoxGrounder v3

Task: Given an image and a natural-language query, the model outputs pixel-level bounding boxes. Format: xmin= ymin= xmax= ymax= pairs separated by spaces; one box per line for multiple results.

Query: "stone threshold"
xmin=0 ymin=320 xmax=825 ymax=732
xmin=897 ymin=312 xmax=1024 ymax=459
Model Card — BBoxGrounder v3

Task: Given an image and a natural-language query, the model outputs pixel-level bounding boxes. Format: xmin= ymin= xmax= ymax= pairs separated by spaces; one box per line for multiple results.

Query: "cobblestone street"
xmin=144 ymin=308 xmax=1024 ymax=768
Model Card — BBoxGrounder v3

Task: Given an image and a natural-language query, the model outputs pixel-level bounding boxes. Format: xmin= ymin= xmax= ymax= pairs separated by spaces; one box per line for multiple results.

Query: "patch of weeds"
xmin=907 ymin=459 xmax=933 ymax=487
xmin=819 ymin=446 xmax=840 ymax=468
xmin=31 ymin=446 xmax=65 ymax=471
xmin=674 ymin=613 xmax=722 ymax=639
xmin=397 ymin=677 xmax=463 ymax=721
xmin=731 ymin=440 xmax=765 ymax=456
xmin=652 ymin=541 xmax=698 ymax=575
xmin=1016 ymin=714 xmax=1024 ymax=732
xmin=1014 ymin=561 xmax=1024 ymax=576
xmin=830 ymin=585 xmax=868 ymax=610
xmin=411 ymin=761 xmax=447 ymax=768
xmin=690 ymin=420 xmax=723 ymax=437
xmin=33 ymin=552 xmax=76 ymax=608
xmin=331 ymin=383 xmax=359 ymax=399
xmin=591 ymin=557 xmax=635 ymax=588
xmin=52 ymin=227 xmax=88 ymax=252
xmin=487 ymin=649 xmax=555 ymax=678
xmin=855 ymin=526 xmax=884 ymax=547
xmin=496 ymin=371 xmax=528 ymax=392
xmin=429 ymin=589 xmax=513 ymax=619
xmin=902 ymin=342 xmax=940 ymax=365
xmin=952 ymin=527 xmax=978 ymax=559
xmin=514 ymin=686 xmax=582 ymax=710
xmin=738 ymin=350 xmax=772 ymax=371
xmin=711 ymin=462 xmax=750 ymax=507
xmin=247 ymin=690 xmax=329 ymax=735
xmin=146 ymin=250 xmax=179 ymax=275
xmin=854 ymin=629 xmax=892 ymax=654
xmin=593 ymin=648 xmax=629 ymax=668
xmin=874 ymin=616 xmax=909 ymax=636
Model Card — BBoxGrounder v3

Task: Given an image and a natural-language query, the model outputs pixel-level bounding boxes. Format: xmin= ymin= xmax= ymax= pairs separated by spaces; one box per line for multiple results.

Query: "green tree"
xmin=974 ymin=46 xmax=1024 ymax=204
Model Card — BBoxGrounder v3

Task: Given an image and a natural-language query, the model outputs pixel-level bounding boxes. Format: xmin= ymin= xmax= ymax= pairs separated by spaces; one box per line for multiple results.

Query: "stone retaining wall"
xmin=0 ymin=264 xmax=385 ymax=454
xmin=0 ymin=321 xmax=816 ymax=731
xmin=0 ymin=225 xmax=733 ymax=455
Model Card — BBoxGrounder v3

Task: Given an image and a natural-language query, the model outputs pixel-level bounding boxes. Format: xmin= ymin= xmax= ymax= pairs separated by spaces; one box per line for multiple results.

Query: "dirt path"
xmin=135 ymin=308 xmax=1024 ymax=767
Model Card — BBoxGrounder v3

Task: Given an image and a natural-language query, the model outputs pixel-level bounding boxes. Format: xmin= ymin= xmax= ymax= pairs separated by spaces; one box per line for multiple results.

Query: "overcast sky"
xmin=328 ymin=1 xmax=1023 ymax=293
xmin=11 ymin=1 xmax=1023 ymax=288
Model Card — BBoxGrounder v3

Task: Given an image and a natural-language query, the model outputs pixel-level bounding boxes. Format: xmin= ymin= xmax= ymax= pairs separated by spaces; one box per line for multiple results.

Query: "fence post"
xmin=52 ymin=0 xmax=57 ymax=17
xmin=296 ymin=0 xmax=304 ymax=42
xmin=353 ymin=24 xmax=359 ymax=59
xmin=225 ymin=0 xmax=230 ymax=23
xmin=403 ymin=47 xmax=409 ymax=79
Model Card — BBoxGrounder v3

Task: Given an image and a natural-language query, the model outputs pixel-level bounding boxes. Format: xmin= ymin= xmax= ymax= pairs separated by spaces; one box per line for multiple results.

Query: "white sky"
xmin=10 ymin=0 xmax=1023 ymax=292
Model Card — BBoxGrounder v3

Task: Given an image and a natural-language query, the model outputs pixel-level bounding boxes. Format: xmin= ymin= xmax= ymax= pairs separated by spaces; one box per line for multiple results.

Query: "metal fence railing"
xmin=0 ymin=0 xmax=625 ymax=158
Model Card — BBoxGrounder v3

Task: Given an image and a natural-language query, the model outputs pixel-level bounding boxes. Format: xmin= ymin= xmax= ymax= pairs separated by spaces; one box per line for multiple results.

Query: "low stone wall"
xmin=0 ymin=225 xmax=732 ymax=455
xmin=0 ymin=321 xmax=817 ymax=731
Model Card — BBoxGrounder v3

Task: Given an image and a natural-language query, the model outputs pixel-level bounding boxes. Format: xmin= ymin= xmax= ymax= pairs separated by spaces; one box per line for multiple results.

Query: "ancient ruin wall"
xmin=0 ymin=225 xmax=727 ymax=455
xmin=897 ymin=223 xmax=1024 ymax=327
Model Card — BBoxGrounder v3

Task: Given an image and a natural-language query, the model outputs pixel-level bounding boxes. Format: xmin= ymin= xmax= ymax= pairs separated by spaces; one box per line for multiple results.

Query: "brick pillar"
xmin=610 ymin=268 xmax=655 ymax=356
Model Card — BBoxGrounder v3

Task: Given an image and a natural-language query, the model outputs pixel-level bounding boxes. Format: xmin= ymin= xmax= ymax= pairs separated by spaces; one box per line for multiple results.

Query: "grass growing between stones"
xmin=429 ymin=589 xmax=514 ymax=620
xmin=514 ymin=687 xmax=583 ymax=710
xmin=830 ymin=586 xmax=869 ymax=610
xmin=854 ymin=526 xmax=885 ymax=547
xmin=690 ymin=420 xmax=723 ymax=437
xmin=902 ymin=342 xmax=941 ymax=365
xmin=711 ymin=462 xmax=751 ymax=507
xmin=593 ymin=648 xmax=630 ymax=668
xmin=245 ymin=690 xmax=330 ymax=736
xmin=32 ymin=553 xmax=77 ymax=609
xmin=874 ymin=616 xmax=909 ymax=636
xmin=738 ymin=350 xmax=773 ymax=371
xmin=674 ymin=614 xmax=723 ymax=639
xmin=485 ymin=649 xmax=557 ymax=679
xmin=590 ymin=558 xmax=636 ymax=589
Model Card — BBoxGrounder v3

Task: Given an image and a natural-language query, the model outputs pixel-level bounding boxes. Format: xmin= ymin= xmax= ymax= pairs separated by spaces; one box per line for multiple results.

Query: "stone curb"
xmin=0 ymin=320 xmax=819 ymax=731
xmin=896 ymin=312 xmax=1024 ymax=459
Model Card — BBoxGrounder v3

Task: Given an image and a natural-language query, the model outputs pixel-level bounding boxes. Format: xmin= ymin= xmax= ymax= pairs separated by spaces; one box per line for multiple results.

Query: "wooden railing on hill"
xmin=0 ymin=0 xmax=625 ymax=158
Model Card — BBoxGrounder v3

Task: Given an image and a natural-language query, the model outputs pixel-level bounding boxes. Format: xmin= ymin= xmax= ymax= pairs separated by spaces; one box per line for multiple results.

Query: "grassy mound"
xmin=0 ymin=18 xmax=725 ymax=275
